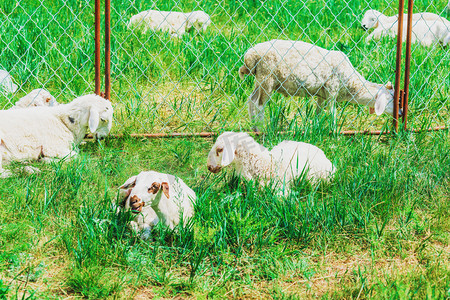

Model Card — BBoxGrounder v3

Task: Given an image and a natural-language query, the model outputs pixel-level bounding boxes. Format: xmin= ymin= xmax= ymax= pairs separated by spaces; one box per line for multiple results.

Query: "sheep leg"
xmin=248 ymin=86 xmax=264 ymax=131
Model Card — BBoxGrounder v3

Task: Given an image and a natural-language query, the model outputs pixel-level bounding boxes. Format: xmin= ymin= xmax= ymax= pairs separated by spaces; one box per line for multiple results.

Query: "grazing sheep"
xmin=207 ymin=132 xmax=334 ymax=192
xmin=118 ymin=171 xmax=196 ymax=231
xmin=11 ymin=89 xmax=58 ymax=109
xmin=128 ymin=10 xmax=211 ymax=37
xmin=0 ymin=70 xmax=18 ymax=94
xmin=0 ymin=94 xmax=113 ymax=178
xmin=238 ymin=40 xmax=396 ymax=129
xmin=360 ymin=9 xmax=449 ymax=31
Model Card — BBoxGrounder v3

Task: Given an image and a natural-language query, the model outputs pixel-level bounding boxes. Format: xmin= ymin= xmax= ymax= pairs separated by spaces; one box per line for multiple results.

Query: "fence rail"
xmin=1 ymin=0 xmax=449 ymax=135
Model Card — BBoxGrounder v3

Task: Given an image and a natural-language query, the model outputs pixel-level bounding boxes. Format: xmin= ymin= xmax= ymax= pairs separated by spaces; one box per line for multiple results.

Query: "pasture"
xmin=0 ymin=0 xmax=449 ymax=298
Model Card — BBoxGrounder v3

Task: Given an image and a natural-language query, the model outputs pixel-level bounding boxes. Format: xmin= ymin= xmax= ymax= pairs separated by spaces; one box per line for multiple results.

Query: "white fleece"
xmin=128 ymin=10 xmax=211 ymax=37
xmin=0 ymin=94 xmax=113 ymax=177
xmin=207 ymin=132 xmax=334 ymax=192
xmin=11 ymin=89 xmax=58 ymax=109
xmin=239 ymin=40 xmax=396 ymax=128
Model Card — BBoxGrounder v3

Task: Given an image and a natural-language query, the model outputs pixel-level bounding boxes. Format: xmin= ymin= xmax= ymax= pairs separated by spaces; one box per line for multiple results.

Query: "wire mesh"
xmin=0 ymin=0 xmax=448 ymax=133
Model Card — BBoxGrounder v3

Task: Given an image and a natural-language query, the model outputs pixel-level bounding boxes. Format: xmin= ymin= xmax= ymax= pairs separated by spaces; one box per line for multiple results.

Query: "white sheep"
xmin=238 ymin=40 xmax=396 ymax=129
xmin=362 ymin=9 xmax=450 ymax=46
xmin=0 ymin=94 xmax=113 ymax=178
xmin=118 ymin=171 xmax=196 ymax=231
xmin=207 ymin=132 xmax=334 ymax=192
xmin=361 ymin=9 xmax=449 ymax=31
xmin=10 ymin=89 xmax=58 ymax=109
xmin=128 ymin=10 xmax=211 ymax=37
xmin=366 ymin=18 xmax=450 ymax=46
xmin=0 ymin=70 xmax=18 ymax=95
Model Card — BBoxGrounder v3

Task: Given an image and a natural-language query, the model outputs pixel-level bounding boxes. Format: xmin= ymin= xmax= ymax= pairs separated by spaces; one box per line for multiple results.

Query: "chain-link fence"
xmin=1 ymin=0 xmax=449 ymax=134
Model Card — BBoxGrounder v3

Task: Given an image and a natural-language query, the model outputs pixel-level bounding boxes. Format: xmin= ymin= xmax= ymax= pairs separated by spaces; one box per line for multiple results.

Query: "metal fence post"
xmin=393 ymin=0 xmax=405 ymax=132
xmin=403 ymin=0 xmax=414 ymax=129
xmin=94 ymin=0 xmax=101 ymax=95
xmin=105 ymin=0 xmax=111 ymax=100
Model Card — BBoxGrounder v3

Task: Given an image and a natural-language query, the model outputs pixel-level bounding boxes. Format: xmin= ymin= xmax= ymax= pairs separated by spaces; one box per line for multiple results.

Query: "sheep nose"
xmin=207 ymin=165 xmax=221 ymax=173
xmin=129 ymin=195 xmax=143 ymax=213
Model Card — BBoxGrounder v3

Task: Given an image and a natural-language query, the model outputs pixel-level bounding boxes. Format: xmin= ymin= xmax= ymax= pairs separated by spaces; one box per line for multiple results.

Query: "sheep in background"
xmin=360 ymin=9 xmax=449 ymax=31
xmin=366 ymin=18 xmax=450 ymax=46
xmin=11 ymin=89 xmax=58 ymax=109
xmin=207 ymin=132 xmax=334 ymax=193
xmin=128 ymin=10 xmax=211 ymax=37
xmin=0 ymin=70 xmax=18 ymax=94
xmin=0 ymin=94 xmax=113 ymax=178
xmin=238 ymin=40 xmax=397 ymax=130
xmin=117 ymin=171 xmax=196 ymax=231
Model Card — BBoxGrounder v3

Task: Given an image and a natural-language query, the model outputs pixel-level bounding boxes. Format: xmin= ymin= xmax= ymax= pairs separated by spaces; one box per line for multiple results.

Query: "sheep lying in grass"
xmin=361 ymin=9 xmax=449 ymax=31
xmin=128 ymin=10 xmax=211 ymax=37
xmin=0 ymin=70 xmax=18 ymax=95
xmin=118 ymin=171 xmax=196 ymax=233
xmin=0 ymin=94 xmax=113 ymax=178
xmin=11 ymin=89 xmax=58 ymax=109
xmin=362 ymin=9 xmax=450 ymax=46
xmin=207 ymin=132 xmax=334 ymax=193
xmin=239 ymin=40 xmax=397 ymax=130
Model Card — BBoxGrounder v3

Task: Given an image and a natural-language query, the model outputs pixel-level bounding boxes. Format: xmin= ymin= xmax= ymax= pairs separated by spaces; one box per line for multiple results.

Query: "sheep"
xmin=0 ymin=70 xmax=18 ymax=95
xmin=128 ymin=10 xmax=211 ymax=37
xmin=10 ymin=89 xmax=58 ymax=109
xmin=366 ymin=18 xmax=450 ymax=46
xmin=118 ymin=171 xmax=196 ymax=231
xmin=238 ymin=39 xmax=396 ymax=129
xmin=361 ymin=9 xmax=449 ymax=31
xmin=0 ymin=94 xmax=113 ymax=178
xmin=207 ymin=132 xmax=334 ymax=192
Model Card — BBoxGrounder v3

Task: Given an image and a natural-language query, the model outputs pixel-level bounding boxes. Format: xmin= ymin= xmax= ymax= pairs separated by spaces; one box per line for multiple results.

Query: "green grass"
xmin=0 ymin=0 xmax=449 ymax=298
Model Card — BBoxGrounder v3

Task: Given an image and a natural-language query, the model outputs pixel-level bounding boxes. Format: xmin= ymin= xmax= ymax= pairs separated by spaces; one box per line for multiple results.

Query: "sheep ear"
xmin=161 ymin=182 xmax=169 ymax=198
xmin=89 ymin=107 xmax=100 ymax=133
xmin=385 ymin=81 xmax=393 ymax=90
xmin=120 ymin=176 xmax=137 ymax=190
xmin=375 ymin=92 xmax=388 ymax=116
xmin=221 ymin=142 xmax=236 ymax=167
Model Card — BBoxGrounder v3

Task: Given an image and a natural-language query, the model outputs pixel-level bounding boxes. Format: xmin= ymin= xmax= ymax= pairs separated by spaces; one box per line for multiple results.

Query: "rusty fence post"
xmin=393 ymin=0 xmax=405 ymax=132
xmin=94 ymin=0 xmax=101 ymax=95
xmin=402 ymin=0 xmax=414 ymax=129
xmin=105 ymin=0 xmax=111 ymax=100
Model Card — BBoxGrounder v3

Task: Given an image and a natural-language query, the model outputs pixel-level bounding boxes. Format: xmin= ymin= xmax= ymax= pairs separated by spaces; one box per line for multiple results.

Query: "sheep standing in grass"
xmin=239 ymin=40 xmax=396 ymax=130
xmin=128 ymin=10 xmax=211 ymax=37
xmin=207 ymin=132 xmax=334 ymax=192
xmin=11 ymin=89 xmax=58 ymax=109
xmin=0 ymin=70 xmax=18 ymax=94
xmin=0 ymin=94 xmax=113 ymax=178
xmin=118 ymin=171 xmax=196 ymax=232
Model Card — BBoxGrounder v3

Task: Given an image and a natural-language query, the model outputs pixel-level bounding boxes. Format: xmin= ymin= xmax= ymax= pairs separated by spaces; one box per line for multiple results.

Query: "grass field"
xmin=0 ymin=0 xmax=449 ymax=298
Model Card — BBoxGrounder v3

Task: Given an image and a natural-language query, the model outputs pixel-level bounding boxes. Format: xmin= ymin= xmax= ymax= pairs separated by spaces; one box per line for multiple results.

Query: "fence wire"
xmin=0 ymin=0 xmax=449 ymax=134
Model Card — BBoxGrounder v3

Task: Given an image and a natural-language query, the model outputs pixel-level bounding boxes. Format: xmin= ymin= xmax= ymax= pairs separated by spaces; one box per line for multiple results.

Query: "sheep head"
xmin=374 ymin=82 xmax=403 ymax=116
xmin=119 ymin=171 xmax=171 ymax=214
xmin=361 ymin=9 xmax=382 ymax=30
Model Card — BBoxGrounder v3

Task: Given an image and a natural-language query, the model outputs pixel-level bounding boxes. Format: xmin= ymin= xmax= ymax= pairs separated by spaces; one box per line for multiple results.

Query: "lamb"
xmin=361 ymin=9 xmax=449 ymax=31
xmin=366 ymin=18 xmax=450 ymax=46
xmin=10 ymin=89 xmax=58 ymax=109
xmin=0 ymin=94 xmax=113 ymax=178
xmin=128 ymin=10 xmax=211 ymax=37
xmin=0 ymin=70 xmax=18 ymax=95
xmin=118 ymin=171 xmax=196 ymax=232
xmin=238 ymin=40 xmax=396 ymax=129
xmin=207 ymin=132 xmax=334 ymax=192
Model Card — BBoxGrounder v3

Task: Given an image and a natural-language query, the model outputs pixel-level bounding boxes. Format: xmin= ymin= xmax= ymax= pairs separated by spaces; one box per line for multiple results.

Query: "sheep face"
xmin=374 ymin=82 xmax=400 ymax=116
xmin=87 ymin=98 xmax=114 ymax=140
xmin=207 ymin=132 xmax=241 ymax=173
xmin=119 ymin=172 xmax=170 ymax=213
xmin=21 ymin=89 xmax=58 ymax=108
xmin=361 ymin=10 xmax=381 ymax=30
